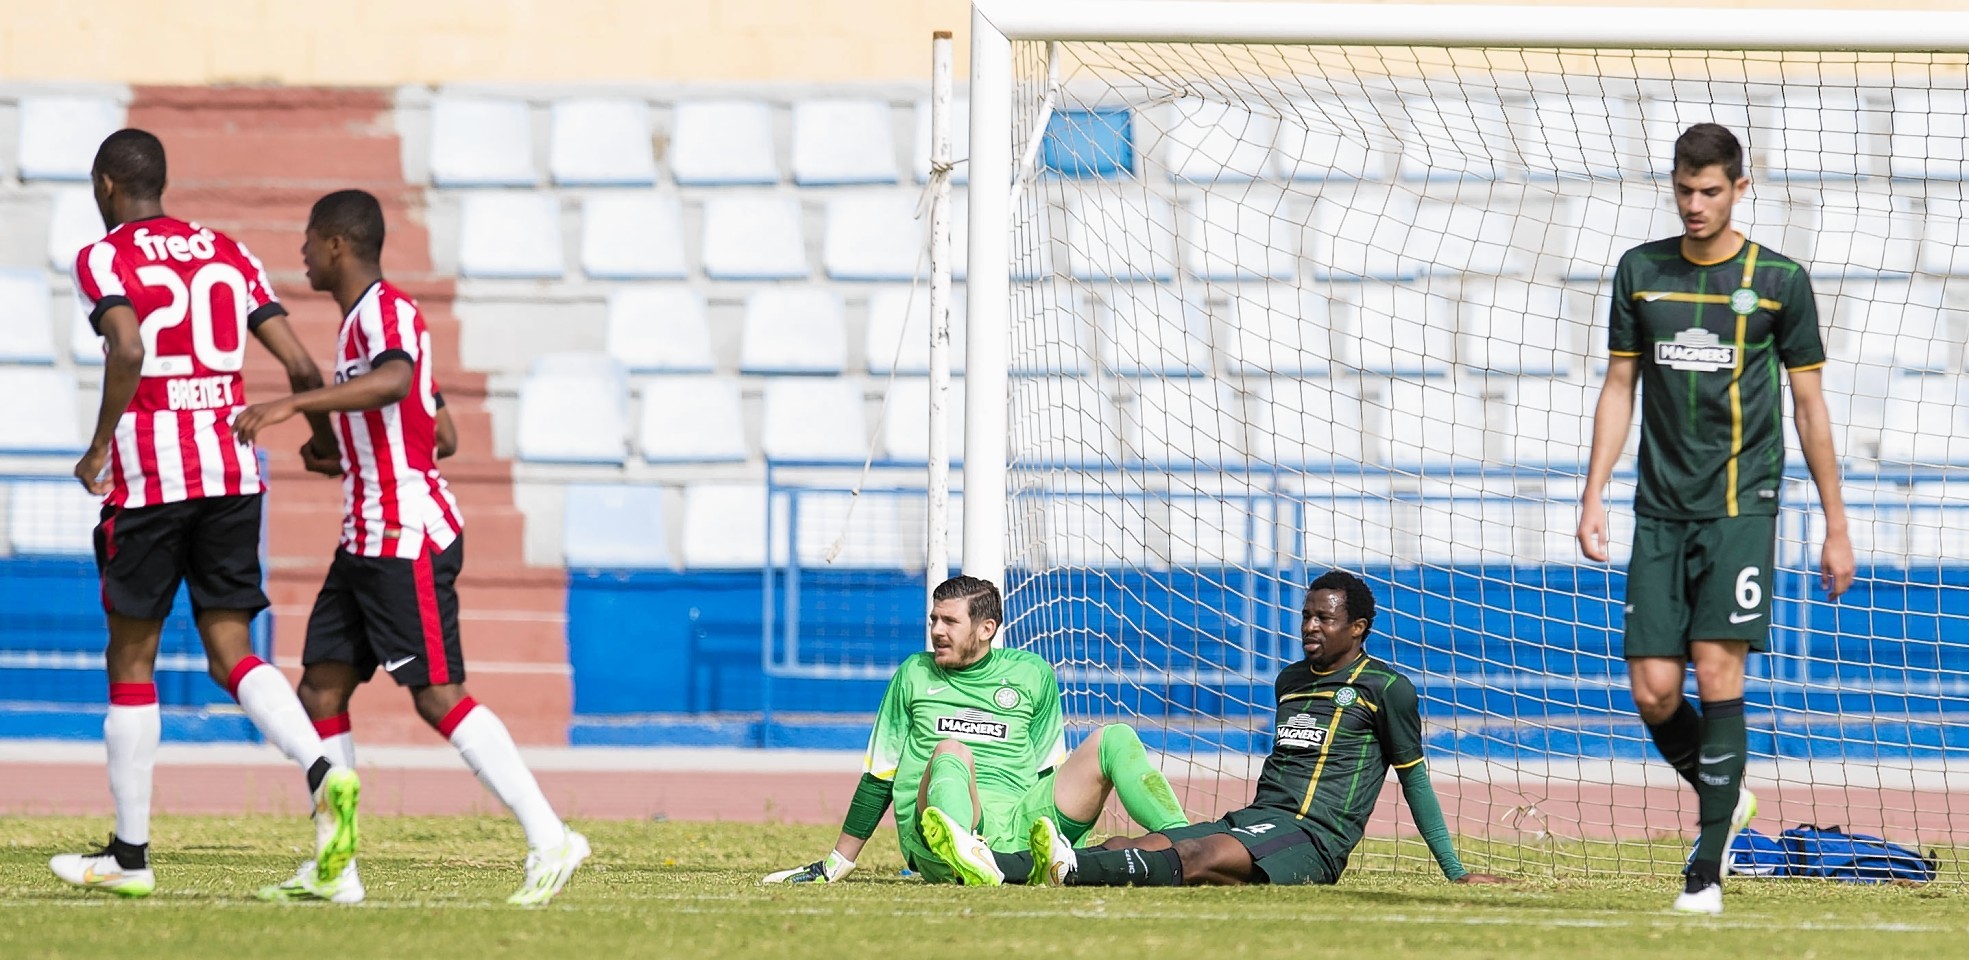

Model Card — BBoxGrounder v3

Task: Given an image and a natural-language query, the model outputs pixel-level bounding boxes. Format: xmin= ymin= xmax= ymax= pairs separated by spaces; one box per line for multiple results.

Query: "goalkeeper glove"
xmin=763 ymin=849 xmax=855 ymax=884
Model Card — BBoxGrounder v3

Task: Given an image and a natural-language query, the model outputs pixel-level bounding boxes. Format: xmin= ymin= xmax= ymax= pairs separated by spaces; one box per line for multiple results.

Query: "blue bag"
xmin=1778 ymin=824 xmax=1938 ymax=884
xmin=1726 ymin=827 xmax=1790 ymax=876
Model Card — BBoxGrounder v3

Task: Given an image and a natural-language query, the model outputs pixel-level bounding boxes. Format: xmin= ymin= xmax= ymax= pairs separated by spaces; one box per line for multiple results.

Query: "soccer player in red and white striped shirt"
xmin=50 ymin=130 xmax=361 ymax=899
xmin=235 ymin=190 xmax=587 ymax=906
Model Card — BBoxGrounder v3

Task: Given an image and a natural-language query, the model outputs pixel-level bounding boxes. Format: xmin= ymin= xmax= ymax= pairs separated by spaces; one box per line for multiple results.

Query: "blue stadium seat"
xmin=549 ymin=98 xmax=657 ymax=186
xmin=1309 ymin=190 xmax=1421 ymax=281
xmin=457 ymin=192 xmax=564 ymax=279
xmin=45 ymin=187 xmax=103 ymax=271
xmin=1042 ymin=108 xmax=1134 ymax=179
xmin=7 ymin=481 xmax=98 ymax=555
xmin=1009 ymin=377 xmax=1121 ymax=466
xmin=760 ymin=378 xmax=866 ymax=462
xmin=822 ymin=194 xmax=920 ymax=281
xmin=605 ymin=287 xmax=714 ymax=373
xmin=1223 ymin=286 xmax=1331 ymax=377
xmin=1093 ymin=286 xmax=1211 ymax=375
xmin=739 ymin=288 xmax=845 ymax=374
xmin=428 ymin=96 xmax=536 ymax=187
xmin=1247 ymin=377 xmax=1364 ymax=467
xmin=638 ymin=376 xmax=747 ymax=463
xmin=1339 ymin=283 xmax=1454 ymax=376
xmin=700 ymin=195 xmax=807 ymax=280
xmin=0 ymin=368 xmax=83 ymax=452
xmin=16 ymin=96 xmax=122 ymax=182
xmin=1126 ymin=379 xmax=1247 ymax=465
xmin=1457 ymin=279 xmax=1579 ymax=377
xmin=670 ymin=100 xmax=779 ymax=186
xmin=881 ymin=377 xmax=965 ymax=463
xmin=0 ymin=268 xmax=57 ymax=363
xmin=913 ymin=98 xmax=970 ymax=185
xmin=1154 ymin=99 xmax=1275 ymax=182
xmin=865 ymin=287 xmax=966 ymax=376
xmin=580 ymin=193 xmax=686 ymax=280
xmin=515 ymin=353 xmax=628 ymax=464
xmin=1890 ymin=88 xmax=1969 ymax=181
xmin=1180 ymin=192 xmax=1298 ymax=282
xmin=561 ymin=484 xmax=672 ymax=569
xmin=680 ymin=483 xmax=778 ymax=569
xmin=1063 ymin=191 xmax=1177 ymax=282
xmin=792 ymin=99 xmax=899 ymax=185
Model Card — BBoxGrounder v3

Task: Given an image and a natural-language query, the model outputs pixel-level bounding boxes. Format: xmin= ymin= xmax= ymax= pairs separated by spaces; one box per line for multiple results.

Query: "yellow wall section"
xmin=0 ymin=0 xmax=1946 ymax=85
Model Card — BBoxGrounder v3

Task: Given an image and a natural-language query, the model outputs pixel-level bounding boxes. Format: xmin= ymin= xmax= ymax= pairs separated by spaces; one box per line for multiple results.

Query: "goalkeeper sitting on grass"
xmin=765 ymin=575 xmax=1189 ymax=886
xmin=1028 ymin=571 xmax=1507 ymax=888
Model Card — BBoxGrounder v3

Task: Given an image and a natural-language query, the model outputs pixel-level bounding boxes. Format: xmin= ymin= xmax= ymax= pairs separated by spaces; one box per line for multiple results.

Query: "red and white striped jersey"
xmin=332 ymin=281 xmax=462 ymax=559
xmin=72 ymin=216 xmax=282 ymax=509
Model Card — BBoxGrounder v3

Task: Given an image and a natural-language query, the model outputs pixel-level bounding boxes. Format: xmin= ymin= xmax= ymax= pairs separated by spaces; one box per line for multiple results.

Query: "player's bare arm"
xmin=1789 ymin=366 xmax=1855 ymax=597
xmin=74 ymin=304 xmax=145 ymax=495
xmin=233 ymin=358 xmax=412 ymax=444
xmin=1577 ymin=355 xmax=1638 ymax=563
xmin=435 ymin=403 xmax=458 ymax=459
xmin=250 ymin=313 xmax=340 ymax=460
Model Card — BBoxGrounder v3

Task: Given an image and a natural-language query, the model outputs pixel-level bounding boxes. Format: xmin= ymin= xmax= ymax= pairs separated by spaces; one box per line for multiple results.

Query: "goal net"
xmin=973 ymin=3 xmax=1969 ymax=879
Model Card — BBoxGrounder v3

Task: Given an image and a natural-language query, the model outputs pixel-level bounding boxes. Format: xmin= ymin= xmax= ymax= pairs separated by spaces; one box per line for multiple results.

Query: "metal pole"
xmin=965 ymin=3 xmax=1012 ymax=597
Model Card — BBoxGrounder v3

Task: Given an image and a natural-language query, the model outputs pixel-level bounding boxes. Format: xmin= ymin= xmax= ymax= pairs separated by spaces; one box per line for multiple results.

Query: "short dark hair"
xmin=1674 ymin=122 xmax=1745 ymax=181
xmin=93 ymin=129 xmax=167 ymax=200
xmin=933 ymin=575 xmax=1002 ymax=627
xmin=308 ymin=189 xmax=386 ymax=263
xmin=1308 ymin=570 xmax=1376 ymax=637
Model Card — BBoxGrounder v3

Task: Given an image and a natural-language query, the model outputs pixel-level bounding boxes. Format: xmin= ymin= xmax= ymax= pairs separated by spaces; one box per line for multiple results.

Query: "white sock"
xmin=443 ymin=698 xmax=567 ymax=851
xmin=227 ymin=658 xmax=326 ymax=773
xmin=105 ymin=684 xmax=161 ymax=847
xmin=312 ymin=713 xmax=356 ymax=770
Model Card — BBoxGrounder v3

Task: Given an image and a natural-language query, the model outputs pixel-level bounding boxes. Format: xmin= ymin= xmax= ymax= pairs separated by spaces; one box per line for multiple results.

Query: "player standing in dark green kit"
xmin=1028 ymin=571 xmax=1505 ymax=888
xmin=1577 ymin=123 xmax=1855 ymax=915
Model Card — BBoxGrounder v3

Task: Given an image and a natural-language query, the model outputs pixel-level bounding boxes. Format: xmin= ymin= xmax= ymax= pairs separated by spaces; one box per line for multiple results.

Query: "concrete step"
xmin=266 ymin=598 xmax=567 ymax=666
xmin=262 ymin=500 xmax=528 ymax=564
xmin=272 ymin=664 xmax=570 ymax=746
xmin=268 ymin=562 xmax=567 ymax=615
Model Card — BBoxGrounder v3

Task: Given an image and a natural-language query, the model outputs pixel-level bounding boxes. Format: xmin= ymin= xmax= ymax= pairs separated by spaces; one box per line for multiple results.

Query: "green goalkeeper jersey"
xmin=1608 ymin=236 xmax=1827 ymax=520
xmin=863 ymin=648 xmax=1068 ymax=836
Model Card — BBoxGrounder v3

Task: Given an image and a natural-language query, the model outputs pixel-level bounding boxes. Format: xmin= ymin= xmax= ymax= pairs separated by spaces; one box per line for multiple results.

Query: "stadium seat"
xmin=1407 ymin=197 xmax=1532 ymax=277
xmin=1127 ymin=379 xmax=1247 ymax=465
xmin=1507 ymin=94 xmax=1635 ymax=180
xmin=1764 ymin=89 xmax=1869 ymax=180
xmin=1041 ymin=495 xmax=1150 ymax=569
xmin=792 ymin=99 xmax=899 ymax=185
xmin=1295 ymin=494 xmax=1398 ymax=570
xmin=1810 ymin=187 xmax=1922 ymax=277
xmin=1159 ymin=490 xmax=1276 ymax=567
xmin=0 ymin=368 xmax=83 ymax=452
xmin=1042 ymin=108 xmax=1135 ymax=179
xmin=1878 ymin=374 xmax=1969 ymax=466
xmin=0 ymin=268 xmax=57 ymax=363
xmin=700 ymin=195 xmax=807 ymax=280
xmin=913 ymin=97 xmax=971 ymax=184
xmin=70 ymin=301 xmax=103 ymax=365
xmin=561 ymin=484 xmax=672 ymax=569
xmin=514 ymin=353 xmax=628 ymax=464
xmin=1638 ymin=94 xmax=1752 ymax=170
xmin=1413 ymin=494 xmax=1521 ymax=566
xmin=1372 ymin=377 xmax=1490 ymax=469
xmin=46 ymin=187 xmax=104 ymax=271
xmin=1396 ymin=88 xmax=1516 ymax=180
xmin=782 ymin=488 xmax=916 ymax=569
xmin=1248 ymin=377 xmax=1365 ymax=467
xmin=1890 ymin=88 xmax=1969 ymax=181
xmin=670 ymin=100 xmax=779 ymax=186
xmin=1154 ymin=99 xmax=1276 ymax=182
xmin=457 ymin=192 xmax=564 ymax=279
xmin=1010 ymin=377 xmax=1122 ymax=466
xmin=1271 ymin=91 xmax=1396 ymax=181
xmin=1094 ymin=286 xmax=1212 ymax=376
xmin=1906 ymin=490 xmax=1969 ymax=566
xmin=881 ymin=377 xmax=966 ymax=463
xmin=1458 ymin=280 xmax=1582 ymax=377
xmin=1223 ymin=286 xmax=1332 ymax=377
xmin=1825 ymin=278 xmax=1964 ymax=374
xmin=823 ymin=194 xmax=922 ymax=281
xmin=1537 ymin=496 xmax=1635 ymax=566
xmin=1917 ymin=193 xmax=1969 ymax=276
xmin=1821 ymin=360 xmax=1885 ymax=460
xmin=16 ymin=95 xmax=122 ymax=181
xmin=1011 ymin=286 xmax=1092 ymax=376
xmin=637 ymin=375 xmax=747 ymax=464
xmin=1557 ymin=183 xmax=1682 ymax=281
xmin=580 ymin=193 xmax=687 ymax=280
xmin=760 ymin=377 xmax=867 ymax=462
xmin=1309 ymin=190 xmax=1421 ymax=281
xmin=605 ymin=287 xmax=714 ymax=373
xmin=1063 ymin=192 xmax=1178 ymax=282
xmin=549 ymin=98 xmax=657 ymax=186
xmin=739 ymin=288 xmax=846 ymax=374
xmin=1179 ymin=192 xmax=1299 ymax=282
xmin=428 ymin=96 xmax=536 ymax=186
xmin=866 ymin=287 xmax=967 ymax=375
xmin=1506 ymin=376 xmax=1599 ymax=468
xmin=1337 ymin=284 xmax=1455 ymax=375
xmin=680 ymin=483 xmax=781 ymax=569
xmin=7 ymin=480 xmax=99 ymax=555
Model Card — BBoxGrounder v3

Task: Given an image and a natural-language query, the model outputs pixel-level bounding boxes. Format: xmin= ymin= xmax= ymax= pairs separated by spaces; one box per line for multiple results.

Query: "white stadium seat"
xmin=866 ymin=287 xmax=967 ymax=376
xmin=914 ymin=98 xmax=971 ymax=184
xmin=1558 ymin=183 xmax=1683 ymax=281
xmin=428 ymin=96 xmax=535 ymax=187
xmin=0 ymin=269 xmax=57 ymax=363
xmin=1918 ymin=195 xmax=1969 ymax=276
xmin=1223 ymin=286 xmax=1332 ymax=377
xmin=1414 ymin=495 xmax=1521 ymax=566
xmin=1010 ymin=286 xmax=1092 ymax=376
xmin=1407 ymin=198 xmax=1533 ymax=277
xmin=1272 ymin=92 xmax=1396 ymax=182
xmin=1309 ymin=189 xmax=1422 ymax=281
xmin=457 ymin=192 xmax=564 ymax=279
xmin=1127 ymin=379 xmax=1247 ymax=465
xmin=701 ymin=194 xmax=807 ymax=280
xmin=1248 ymin=377 xmax=1365 ymax=466
xmin=1160 ymin=492 xmax=1276 ymax=567
xmin=0 ymin=368 xmax=84 ymax=452
xmin=1011 ymin=377 xmax=1122 ymax=466
xmin=1397 ymin=89 xmax=1516 ymax=180
xmin=549 ymin=98 xmax=657 ymax=186
xmin=514 ymin=353 xmax=628 ymax=464
xmin=1063 ymin=192 xmax=1178 ymax=282
xmin=638 ymin=376 xmax=747 ymax=463
xmin=1506 ymin=376 xmax=1630 ymax=468
xmin=1879 ymin=374 xmax=1969 ymax=466
xmin=1459 ymin=280 xmax=1582 ymax=377
xmin=605 ymin=287 xmax=714 ymax=373
xmin=46 ymin=187 xmax=104 ymax=271
xmin=1810 ymin=187 xmax=1922 ymax=277
xmin=1825 ymin=278 xmax=1964 ymax=375
xmin=823 ymin=194 xmax=922 ymax=281
xmin=671 ymin=100 xmax=779 ymax=186
xmin=1041 ymin=495 xmax=1150 ymax=569
xmin=1155 ymin=99 xmax=1276 ymax=182
xmin=561 ymin=484 xmax=672 ymax=569
xmin=740 ymin=288 xmax=846 ymax=374
xmin=1095 ymin=286 xmax=1213 ymax=376
xmin=761 ymin=378 xmax=866 ymax=462
xmin=1373 ymin=377 xmax=1490 ymax=469
xmin=1507 ymin=94 xmax=1635 ymax=180
xmin=17 ymin=96 xmax=123 ymax=182
xmin=882 ymin=377 xmax=966 ymax=463
xmin=1889 ymin=88 xmax=1969 ymax=181
xmin=70 ymin=300 xmax=103 ymax=365
xmin=681 ymin=483 xmax=780 ymax=569
xmin=1763 ymin=89 xmax=1869 ymax=180
xmin=580 ymin=193 xmax=687 ymax=280
xmin=8 ymin=481 xmax=100 ymax=556
xmin=791 ymin=99 xmax=899 ymax=185
xmin=1180 ymin=192 xmax=1299 ymax=282
xmin=1337 ymin=283 xmax=1455 ymax=375
xmin=1296 ymin=495 xmax=1399 ymax=570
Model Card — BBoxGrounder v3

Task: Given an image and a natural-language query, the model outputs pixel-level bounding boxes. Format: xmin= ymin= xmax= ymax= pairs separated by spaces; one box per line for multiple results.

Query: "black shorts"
xmin=93 ymin=494 xmax=268 ymax=620
xmin=1158 ymin=807 xmax=1342 ymax=885
xmin=303 ymin=535 xmax=466 ymax=688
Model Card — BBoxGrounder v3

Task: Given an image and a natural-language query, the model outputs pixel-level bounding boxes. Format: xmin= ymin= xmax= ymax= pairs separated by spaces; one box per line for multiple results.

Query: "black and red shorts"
xmin=302 ymin=535 xmax=466 ymax=688
xmin=93 ymin=494 xmax=268 ymax=620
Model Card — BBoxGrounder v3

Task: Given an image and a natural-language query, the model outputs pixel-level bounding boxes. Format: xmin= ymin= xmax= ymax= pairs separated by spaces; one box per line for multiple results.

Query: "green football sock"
xmin=924 ymin=753 xmax=977 ymax=833
xmin=1062 ymin=846 xmax=1184 ymax=887
xmin=1690 ymin=697 xmax=1747 ymax=881
xmin=1098 ymin=724 xmax=1188 ymax=831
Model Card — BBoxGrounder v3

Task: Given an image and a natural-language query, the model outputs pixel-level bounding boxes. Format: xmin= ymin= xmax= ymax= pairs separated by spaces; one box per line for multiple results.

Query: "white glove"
xmin=763 ymin=849 xmax=855 ymax=884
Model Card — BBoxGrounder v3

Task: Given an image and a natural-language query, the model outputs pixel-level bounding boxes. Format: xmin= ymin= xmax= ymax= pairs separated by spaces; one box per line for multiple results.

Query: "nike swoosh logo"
xmin=1643 ymin=291 xmax=1672 ymax=301
xmin=925 ymin=685 xmax=949 ymax=695
xmin=382 ymin=656 xmax=418 ymax=672
xmin=1699 ymin=752 xmax=1737 ymax=765
xmin=1729 ymin=612 xmax=1763 ymax=624
xmin=81 ymin=866 xmax=123 ymax=884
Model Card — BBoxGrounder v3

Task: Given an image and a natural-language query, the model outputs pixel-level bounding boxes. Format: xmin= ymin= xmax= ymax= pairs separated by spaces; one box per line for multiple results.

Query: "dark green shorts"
xmin=1158 ymin=807 xmax=1340 ymax=886
xmin=1623 ymin=514 xmax=1777 ymax=658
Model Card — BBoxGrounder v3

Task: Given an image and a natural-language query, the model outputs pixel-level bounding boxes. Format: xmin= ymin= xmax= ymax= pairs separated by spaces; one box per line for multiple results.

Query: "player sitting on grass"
xmin=1030 ymin=571 xmax=1506 ymax=889
xmin=765 ymin=575 xmax=1189 ymax=886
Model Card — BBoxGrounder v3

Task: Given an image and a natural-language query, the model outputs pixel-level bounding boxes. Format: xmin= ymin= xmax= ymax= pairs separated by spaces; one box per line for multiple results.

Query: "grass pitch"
xmin=3 ymin=815 xmax=1966 ymax=959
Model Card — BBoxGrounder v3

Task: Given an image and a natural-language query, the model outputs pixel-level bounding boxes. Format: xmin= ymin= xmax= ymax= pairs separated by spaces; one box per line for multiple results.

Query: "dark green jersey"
xmin=1248 ymin=653 xmax=1426 ymax=864
xmin=1609 ymin=236 xmax=1826 ymax=520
